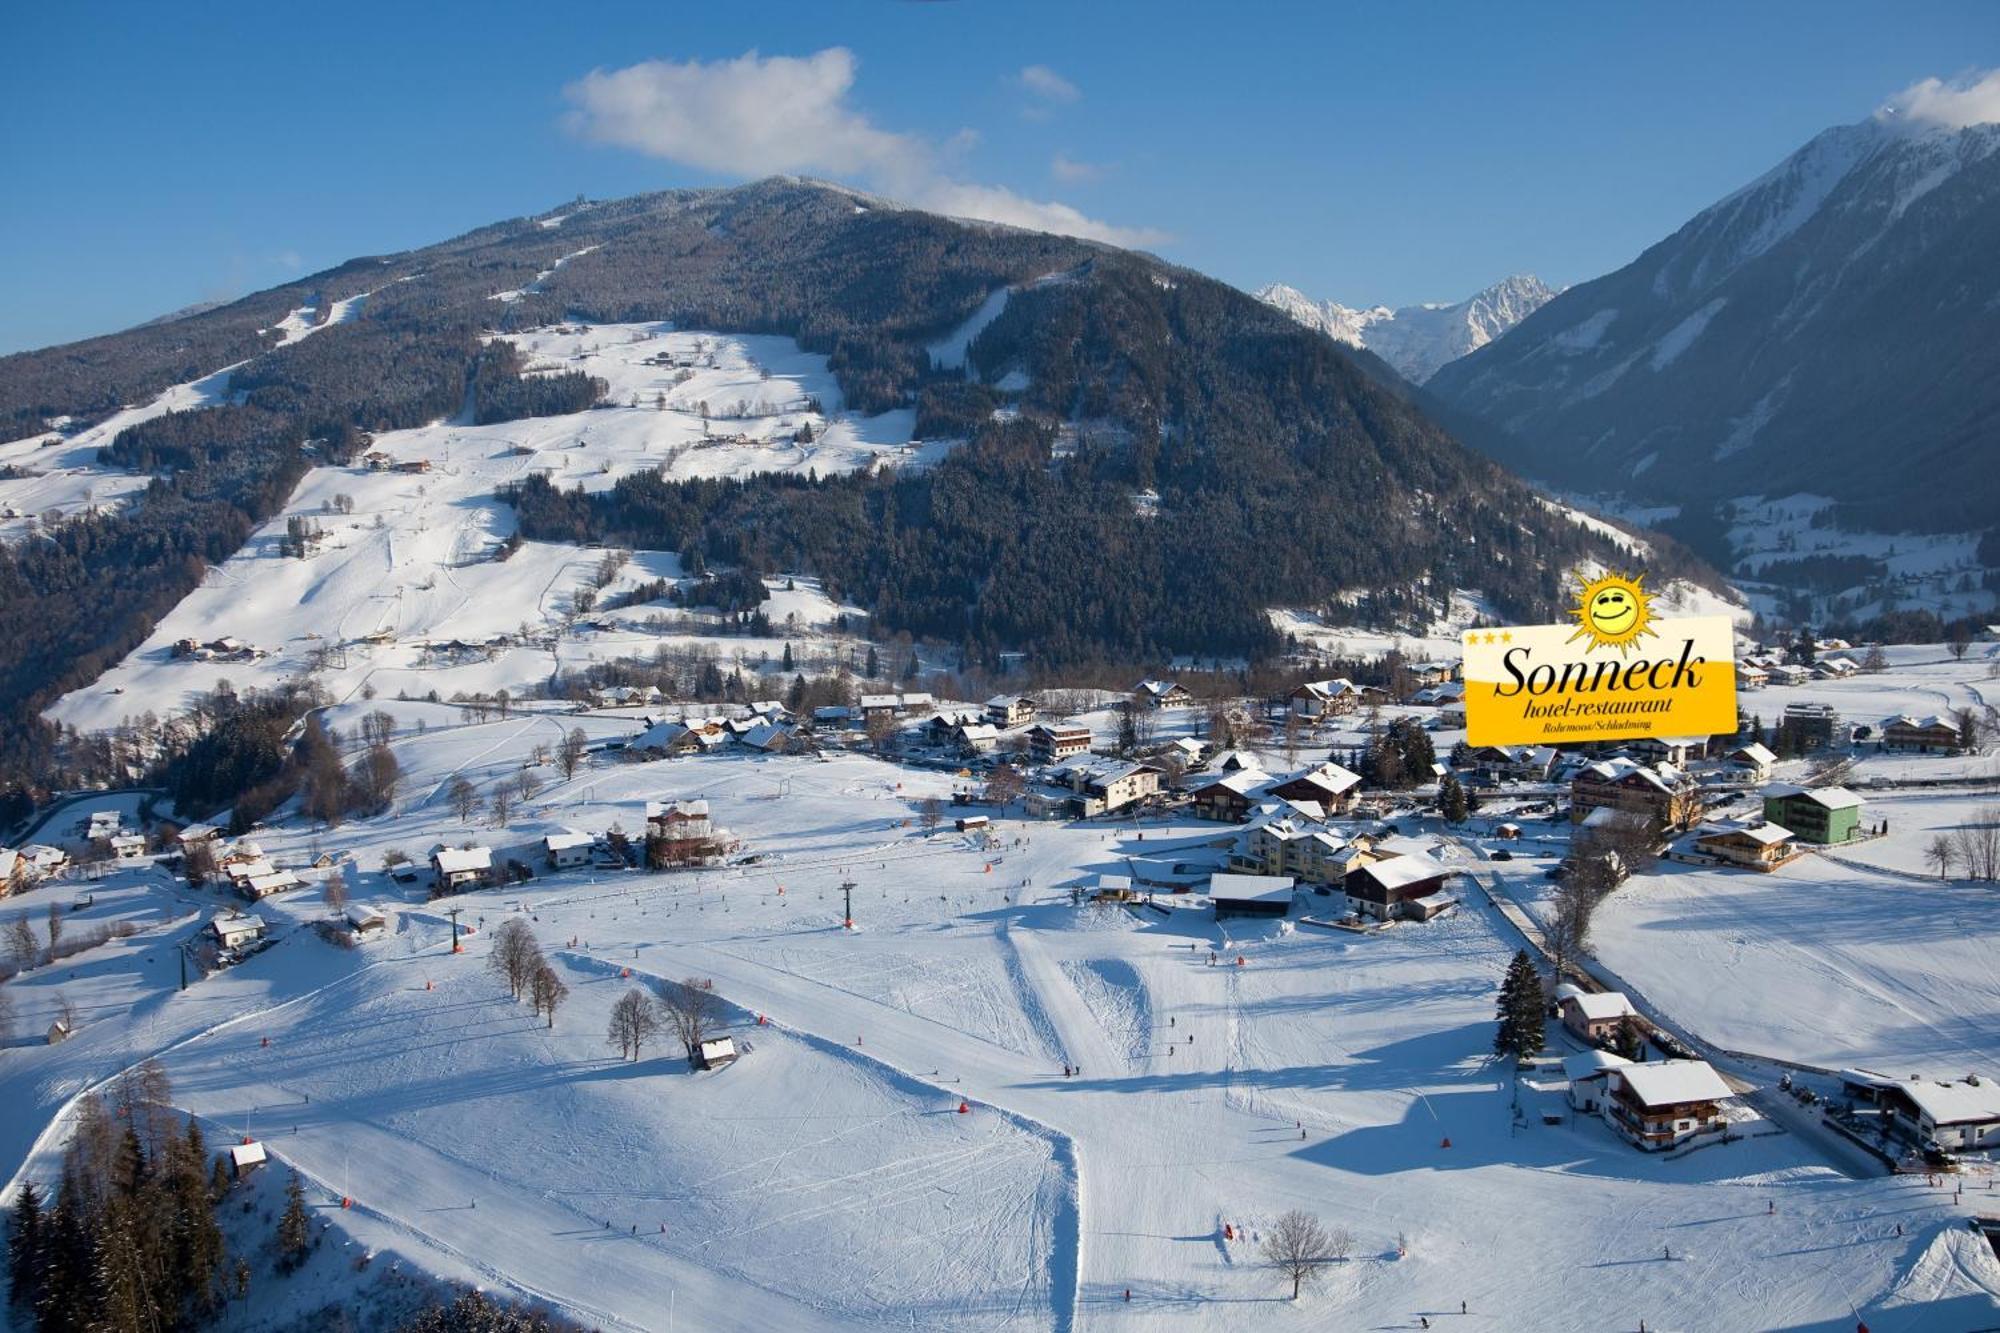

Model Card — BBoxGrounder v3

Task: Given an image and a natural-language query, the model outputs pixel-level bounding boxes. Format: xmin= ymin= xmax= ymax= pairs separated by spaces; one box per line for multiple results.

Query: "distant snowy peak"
xmin=1255 ymin=274 xmax=1559 ymax=383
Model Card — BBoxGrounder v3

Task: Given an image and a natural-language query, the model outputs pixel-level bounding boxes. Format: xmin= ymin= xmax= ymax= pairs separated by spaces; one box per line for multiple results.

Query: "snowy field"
xmin=3 ymin=738 xmax=1997 ymax=1329
xmin=44 ymin=321 xmax=914 ymax=734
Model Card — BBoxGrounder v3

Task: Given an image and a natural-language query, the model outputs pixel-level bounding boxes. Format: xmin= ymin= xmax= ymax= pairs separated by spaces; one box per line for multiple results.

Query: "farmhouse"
xmin=1343 ymin=854 xmax=1454 ymax=921
xmin=1570 ymin=757 xmax=1701 ymax=836
xmin=1622 ymin=736 xmax=1706 ymax=767
xmin=1287 ymin=678 xmax=1369 ymax=718
xmin=984 ymin=695 xmax=1039 ymax=728
xmin=21 ymin=845 xmax=67 ymax=876
xmin=1464 ymin=744 xmax=1559 ymax=783
xmin=543 ymin=830 xmax=595 ymax=870
xmin=646 ymin=799 xmax=712 ymax=840
xmin=1133 ymin=678 xmax=1193 ymax=709
xmin=1735 ymin=662 xmax=1768 ymax=690
xmin=209 ymin=912 xmax=267 ymax=951
xmin=1189 ymin=769 xmax=1272 ymax=822
xmin=1026 ymin=723 xmax=1093 ymax=763
xmin=739 ymin=721 xmax=796 ymax=754
xmin=1761 ymin=784 xmax=1863 ymax=844
xmin=176 ymin=823 xmax=221 ymax=849
xmin=1876 ymin=1074 xmax=2000 ymax=1152
xmin=1695 ymin=821 xmax=1798 ymax=870
xmin=1265 ymin=761 xmax=1364 ymax=815
xmin=1880 ymin=713 xmax=1962 ymax=754
xmin=238 ymin=868 xmax=304 ymax=901
xmin=1726 ymin=742 xmax=1777 ymax=782
xmin=1564 ymin=1049 xmax=1633 ymax=1114
xmin=430 ymin=845 xmax=495 ymax=892
xmin=1603 ymin=1060 xmax=1735 ymax=1151
xmin=1208 ymin=872 xmax=1296 ymax=919
xmin=109 ymin=832 xmax=147 ymax=860
xmin=1555 ymin=984 xmax=1639 ymax=1043
xmin=953 ymin=722 xmax=1003 ymax=755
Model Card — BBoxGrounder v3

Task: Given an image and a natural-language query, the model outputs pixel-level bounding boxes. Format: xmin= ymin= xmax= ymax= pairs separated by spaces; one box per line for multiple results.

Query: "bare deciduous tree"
xmin=558 ymin=728 xmax=589 ymax=781
xmin=447 ymin=776 xmax=482 ymax=824
xmin=1543 ymin=876 xmax=1601 ymax=978
xmin=919 ymin=797 xmax=943 ymax=832
xmin=323 ymin=869 xmax=349 ymax=919
xmin=607 ymin=988 xmax=660 ymax=1061
xmin=659 ymin=976 xmax=724 ymax=1057
xmin=487 ymin=918 xmax=542 ymax=1000
xmin=529 ymin=963 xmax=569 ymax=1029
xmin=1925 ymin=835 xmax=1957 ymax=880
xmin=6 ymin=915 xmax=39 ymax=969
xmin=1262 ymin=1208 xmax=1336 ymax=1300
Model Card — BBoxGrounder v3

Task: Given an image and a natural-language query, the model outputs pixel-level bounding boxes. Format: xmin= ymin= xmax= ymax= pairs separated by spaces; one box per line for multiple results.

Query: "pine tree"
xmin=6 ymin=1179 xmax=43 ymax=1311
xmin=1493 ymin=950 xmax=1545 ymax=1059
xmin=276 ymin=1170 xmax=310 ymax=1270
xmin=1440 ymin=774 xmax=1468 ymax=824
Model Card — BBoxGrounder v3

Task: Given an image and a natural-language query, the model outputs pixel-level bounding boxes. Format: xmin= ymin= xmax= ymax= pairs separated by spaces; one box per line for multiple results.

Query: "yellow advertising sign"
xmin=1461 ymin=571 xmax=1737 ymax=747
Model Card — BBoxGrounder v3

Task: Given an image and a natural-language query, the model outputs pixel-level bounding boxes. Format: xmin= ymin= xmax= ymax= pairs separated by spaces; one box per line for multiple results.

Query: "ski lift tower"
xmin=840 ymin=874 xmax=856 ymax=930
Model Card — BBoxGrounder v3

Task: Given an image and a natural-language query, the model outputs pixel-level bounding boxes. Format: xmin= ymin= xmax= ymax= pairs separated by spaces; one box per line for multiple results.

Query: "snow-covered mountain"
xmin=1254 ymin=274 xmax=1558 ymax=383
xmin=1427 ymin=101 xmax=2000 ymax=540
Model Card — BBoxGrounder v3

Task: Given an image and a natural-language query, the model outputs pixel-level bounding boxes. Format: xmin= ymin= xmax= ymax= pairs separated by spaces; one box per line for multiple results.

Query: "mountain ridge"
xmin=1255 ymin=274 xmax=1559 ymax=383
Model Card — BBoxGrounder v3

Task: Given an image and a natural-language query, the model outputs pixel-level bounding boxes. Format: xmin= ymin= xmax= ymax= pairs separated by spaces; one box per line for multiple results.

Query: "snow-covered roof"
xmin=1891 ymin=1076 xmax=2000 ymax=1127
xmin=956 ymin=723 xmax=1002 ymax=743
xmin=1729 ymin=743 xmax=1777 ymax=766
xmin=1577 ymin=756 xmax=1685 ymax=793
xmin=210 ymin=912 xmax=265 ymax=937
xmin=741 ymin=722 xmax=792 ymax=750
xmin=344 ymin=902 xmax=387 ymax=928
xmin=244 ymin=871 xmax=300 ymax=895
xmin=1276 ymin=761 xmax=1362 ymax=796
xmin=177 ymin=823 xmax=218 ymax=842
xmin=1135 ymin=678 xmax=1184 ymax=697
xmin=544 ymin=830 xmax=594 ymax=852
xmin=1553 ymin=982 xmax=1585 ymax=1004
xmin=1564 ymin=990 xmax=1638 ymax=1022
xmin=1764 ymin=784 xmax=1863 ymax=811
xmin=1614 ymin=1060 xmax=1733 ymax=1108
xmin=647 ymin=799 xmax=710 ymax=820
xmin=1199 ymin=769 xmax=1271 ymax=797
xmin=229 ymin=1142 xmax=267 ymax=1169
xmin=1351 ymin=854 xmax=1449 ymax=892
xmin=1563 ymin=1049 xmax=1633 ymax=1081
xmin=1881 ymin=713 xmax=1959 ymax=734
xmin=1699 ymin=821 xmax=1793 ymax=847
xmin=432 ymin=846 xmax=493 ymax=874
xmin=1208 ymin=872 xmax=1296 ymax=904
xmin=859 ymin=693 xmax=899 ymax=709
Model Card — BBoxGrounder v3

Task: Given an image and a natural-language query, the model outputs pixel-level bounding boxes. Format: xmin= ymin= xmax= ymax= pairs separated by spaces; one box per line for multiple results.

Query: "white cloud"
xmin=1050 ymin=152 xmax=1103 ymax=183
xmin=563 ymin=50 xmax=1165 ymax=249
xmin=1877 ymin=68 xmax=2000 ymax=131
xmin=1018 ymin=65 xmax=1081 ymax=105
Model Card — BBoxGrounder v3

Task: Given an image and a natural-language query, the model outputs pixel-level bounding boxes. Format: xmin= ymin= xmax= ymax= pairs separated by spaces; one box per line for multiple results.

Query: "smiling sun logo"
xmin=1568 ymin=570 xmax=1656 ymax=654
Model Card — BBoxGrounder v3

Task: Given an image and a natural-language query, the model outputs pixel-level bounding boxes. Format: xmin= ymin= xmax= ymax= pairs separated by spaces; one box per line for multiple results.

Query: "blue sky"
xmin=1 ymin=1 xmax=1993 ymax=354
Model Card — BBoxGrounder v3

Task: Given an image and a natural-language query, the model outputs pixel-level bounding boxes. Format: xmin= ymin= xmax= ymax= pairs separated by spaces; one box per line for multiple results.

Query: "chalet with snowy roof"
xmin=1563 ymin=1049 xmax=1632 ymax=1114
xmin=739 ymin=721 xmax=796 ymax=754
xmin=1880 ymin=713 xmax=1961 ymax=754
xmin=1726 ymin=742 xmax=1777 ymax=782
xmin=1343 ymin=854 xmax=1455 ymax=921
xmin=923 ymin=709 xmax=985 ymax=743
xmin=543 ymin=830 xmax=595 ymax=870
xmin=1604 ymin=1060 xmax=1735 ymax=1151
xmin=1190 ymin=769 xmax=1272 ymax=822
xmin=1696 ymin=821 xmax=1798 ymax=870
xmin=1876 ymin=1074 xmax=2000 ymax=1152
xmin=1555 ymin=984 xmax=1639 ymax=1043
xmin=1046 ymin=757 xmax=1162 ymax=815
xmin=1464 ymin=744 xmax=1559 ymax=783
xmin=209 ymin=912 xmax=267 ymax=951
xmin=1409 ymin=681 xmax=1466 ymax=708
xmin=1027 ymin=722 xmax=1093 ymax=763
xmin=984 ymin=695 xmax=1039 ymax=728
xmin=1208 ymin=872 xmax=1296 ymax=919
xmin=175 ymin=823 xmax=220 ymax=849
xmin=1621 ymin=736 xmax=1707 ymax=767
xmin=430 ymin=845 xmax=494 ymax=892
xmin=1735 ymin=662 xmax=1768 ymax=691
xmin=1265 ymin=760 xmax=1363 ymax=814
xmin=1133 ymin=678 xmax=1193 ymax=709
xmin=1570 ymin=757 xmax=1701 ymax=836
xmin=344 ymin=903 xmax=388 ymax=938
xmin=632 ymin=719 xmax=729 ymax=756
xmin=1287 ymin=678 xmax=1369 ymax=719
xmin=109 ymin=832 xmax=147 ymax=861
xmin=646 ymin=800 xmax=712 ymax=839
xmin=954 ymin=722 xmax=1003 ymax=755
xmin=1761 ymin=784 xmax=1863 ymax=844
xmin=860 ymin=692 xmax=932 ymax=722
xmin=237 ymin=867 xmax=304 ymax=901
xmin=22 ymin=845 xmax=68 ymax=876
xmin=1169 ymin=736 xmax=1208 ymax=767
xmin=1813 ymin=656 xmax=1859 ymax=679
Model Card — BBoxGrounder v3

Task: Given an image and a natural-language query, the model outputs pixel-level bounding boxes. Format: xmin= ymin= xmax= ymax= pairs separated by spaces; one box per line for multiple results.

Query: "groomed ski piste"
xmin=4 ymin=318 xmax=1998 ymax=1329
xmin=5 ymin=718 xmax=2000 ymax=1329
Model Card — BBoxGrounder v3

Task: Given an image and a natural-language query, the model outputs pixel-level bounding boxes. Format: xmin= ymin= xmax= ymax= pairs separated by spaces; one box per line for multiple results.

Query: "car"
xmin=1490 ymin=849 xmax=1513 ymax=861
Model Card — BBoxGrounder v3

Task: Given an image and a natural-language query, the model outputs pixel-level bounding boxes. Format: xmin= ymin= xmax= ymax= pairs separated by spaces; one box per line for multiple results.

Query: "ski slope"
xmin=5 ymin=742 xmax=1995 ymax=1330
